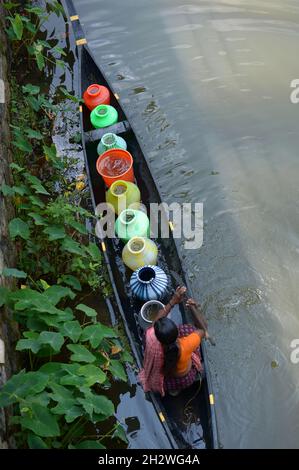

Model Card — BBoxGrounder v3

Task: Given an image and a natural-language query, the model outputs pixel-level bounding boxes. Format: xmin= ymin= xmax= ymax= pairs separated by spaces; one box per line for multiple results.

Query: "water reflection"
xmin=73 ymin=0 xmax=299 ymax=448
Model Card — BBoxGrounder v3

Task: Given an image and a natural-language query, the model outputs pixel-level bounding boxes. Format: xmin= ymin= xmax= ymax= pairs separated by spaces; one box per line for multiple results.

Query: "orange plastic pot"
xmin=83 ymin=84 xmax=110 ymax=111
xmin=96 ymin=149 xmax=134 ymax=187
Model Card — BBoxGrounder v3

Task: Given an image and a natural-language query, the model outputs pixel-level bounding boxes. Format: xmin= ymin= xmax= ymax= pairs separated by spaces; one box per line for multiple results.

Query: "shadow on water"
xmin=72 ymin=0 xmax=299 ymax=448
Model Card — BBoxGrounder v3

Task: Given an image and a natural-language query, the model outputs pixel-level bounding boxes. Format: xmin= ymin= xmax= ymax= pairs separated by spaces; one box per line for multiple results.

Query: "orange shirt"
xmin=176 ymin=332 xmax=201 ymax=375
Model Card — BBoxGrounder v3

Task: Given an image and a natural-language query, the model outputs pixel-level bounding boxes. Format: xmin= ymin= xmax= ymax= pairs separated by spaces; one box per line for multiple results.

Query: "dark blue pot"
xmin=130 ymin=265 xmax=168 ymax=301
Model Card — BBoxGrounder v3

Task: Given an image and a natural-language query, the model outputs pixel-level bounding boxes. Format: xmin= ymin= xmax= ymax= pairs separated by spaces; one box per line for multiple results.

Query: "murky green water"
xmin=73 ymin=0 xmax=299 ymax=448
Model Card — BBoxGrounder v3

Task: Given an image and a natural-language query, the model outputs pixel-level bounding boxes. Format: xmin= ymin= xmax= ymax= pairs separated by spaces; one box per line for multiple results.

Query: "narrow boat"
xmin=66 ymin=0 xmax=219 ymax=449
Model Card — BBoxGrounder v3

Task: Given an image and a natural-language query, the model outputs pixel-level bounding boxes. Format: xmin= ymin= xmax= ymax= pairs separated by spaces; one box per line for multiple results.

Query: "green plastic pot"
xmin=90 ymin=104 xmax=118 ymax=129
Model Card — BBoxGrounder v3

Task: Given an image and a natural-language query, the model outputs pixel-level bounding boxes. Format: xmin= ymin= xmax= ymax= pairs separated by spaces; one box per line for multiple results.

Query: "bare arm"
xmin=153 ymin=286 xmax=187 ymax=323
xmin=186 ymin=299 xmax=216 ymax=346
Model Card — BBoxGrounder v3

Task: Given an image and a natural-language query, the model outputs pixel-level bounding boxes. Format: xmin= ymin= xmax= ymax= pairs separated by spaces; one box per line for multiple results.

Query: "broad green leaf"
xmin=67 ymin=344 xmax=96 ymax=363
xmin=43 ymin=144 xmax=57 ymax=160
xmin=65 ymin=406 xmax=83 ymax=423
xmin=25 ymin=173 xmax=49 ymax=195
xmin=77 ymin=364 xmax=106 ymax=386
xmin=11 ymin=14 xmax=23 ymax=40
xmin=20 ymin=404 xmax=60 ymax=437
xmin=0 ymin=371 xmax=48 ymax=407
xmin=12 ymin=136 xmax=32 ymax=152
xmin=27 ymin=433 xmax=49 ymax=449
xmin=80 ymin=324 xmax=116 ymax=348
xmin=4 ymin=3 xmax=21 ymax=10
xmin=79 ymin=393 xmax=114 ymax=418
xmin=25 ymin=128 xmax=43 ymax=140
xmin=59 ymin=363 xmax=86 ymax=387
xmin=38 ymin=331 xmax=64 ymax=353
xmin=51 ymin=398 xmax=78 ymax=416
xmin=10 ymin=162 xmax=24 ymax=172
xmin=25 ymin=22 xmax=37 ymax=34
xmin=35 ymin=50 xmax=45 ymax=71
xmin=16 ymin=337 xmax=41 ymax=354
xmin=108 ymin=360 xmax=127 ymax=382
xmin=76 ymin=303 xmax=97 ymax=318
xmin=28 ymin=212 xmax=47 ymax=226
xmin=76 ymin=440 xmax=105 ymax=449
xmin=28 ymin=195 xmax=45 ymax=208
xmin=1 ymin=183 xmax=15 ymax=196
xmin=43 ymin=225 xmax=66 ymax=241
xmin=60 ymin=320 xmax=82 ymax=343
xmin=43 ymin=285 xmax=75 ymax=304
xmin=1 ymin=267 xmax=27 ymax=278
xmin=53 ymin=45 xmax=67 ymax=57
xmin=85 ymin=242 xmax=102 ymax=262
xmin=60 ymin=237 xmax=86 ymax=256
xmin=68 ymin=219 xmax=87 ymax=235
xmin=58 ymin=275 xmax=81 ymax=291
xmin=25 ymin=95 xmax=40 ymax=112
xmin=9 ymin=218 xmax=30 ymax=240
xmin=113 ymin=424 xmax=128 ymax=444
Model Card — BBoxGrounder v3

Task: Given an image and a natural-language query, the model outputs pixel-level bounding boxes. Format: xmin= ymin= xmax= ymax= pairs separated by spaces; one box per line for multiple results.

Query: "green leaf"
xmin=38 ymin=331 xmax=64 ymax=353
xmin=68 ymin=219 xmax=87 ymax=235
xmin=35 ymin=50 xmax=45 ymax=71
xmin=9 ymin=218 xmax=30 ymax=240
xmin=1 ymin=267 xmax=27 ymax=278
xmin=11 ymin=14 xmax=23 ymax=40
xmin=27 ymin=433 xmax=49 ymax=449
xmin=25 ymin=6 xmax=45 ymax=15
xmin=25 ymin=22 xmax=37 ymax=34
xmin=113 ymin=424 xmax=128 ymax=444
xmin=67 ymin=344 xmax=96 ymax=363
xmin=22 ymin=84 xmax=40 ymax=95
xmin=4 ymin=3 xmax=21 ymax=10
xmin=43 ymin=144 xmax=57 ymax=160
xmin=0 ymin=287 xmax=10 ymax=307
xmin=60 ymin=237 xmax=86 ymax=256
xmin=12 ymin=136 xmax=33 ymax=152
xmin=53 ymin=45 xmax=67 ymax=57
xmin=65 ymin=406 xmax=83 ymax=423
xmin=1 ymin=183 xmax=15 ymax=196
xmin=81 ymin=324 xmax=116 ymax=348
xmin=43 ymin=225 xmax=66 ymax=241
xmin=16 ymin=337 xmax=41 ymax=354
xmin=0 ymin=371 xmax=48 ymax=407
xmin=59 ymin=87 xmax=81 ymax=103
xmin=85 ymin=242 xmax=102 ymax=262
xmin=25 ymin=95 xmax=41 ymax=112
xmin=60 ymin=364 xmax=86 ymax=387
xmin=58 ymin=275 xmax=81 ymax=291
xmin=109 ymin=360 xmax=127 ymax=381
xmin=29 ymin=195 xmax=45 ymax=208
xmin=77 ymin=364 xmax=106 ymax=386
xmin=76 ymin=440 xmax=105 ymax=449
xmin=60 ymin=321 xmax=82 ymax=343
xmin=43 ymin=285 xmax=75 ymax=304
xmin=25 ymin=173 xmax=49 ymax=195
xmin=76 ymin=303 xmax=97 ymax=318
xmin=25 ymin=128 xmax=44 ymax=140
xmin=20 ymin=404 xmax=60 ymax=437
xmin=79 ymin=393 xmax=114 ymax=418
xmin=28 ymin=212 xmax=47 ymax=226
xmin=10 ymin=162 xmax=24 ymax=172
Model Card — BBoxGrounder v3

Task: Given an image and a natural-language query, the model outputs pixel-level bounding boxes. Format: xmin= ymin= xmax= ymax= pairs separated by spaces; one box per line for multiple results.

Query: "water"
xmin=73 ymin=0 xmax=299 ymax=448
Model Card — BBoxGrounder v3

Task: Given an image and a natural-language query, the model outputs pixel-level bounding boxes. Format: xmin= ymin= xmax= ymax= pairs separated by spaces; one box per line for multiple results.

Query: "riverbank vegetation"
xmin=0 ymin=1 xmax=130 ymax=449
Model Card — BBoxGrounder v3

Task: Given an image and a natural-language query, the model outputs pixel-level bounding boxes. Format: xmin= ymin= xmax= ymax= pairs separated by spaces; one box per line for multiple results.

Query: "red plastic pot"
xmin=83 ymin=84 xmax=110 ymax=111
xmin=96 ymin=149 xmax=134 ymax=187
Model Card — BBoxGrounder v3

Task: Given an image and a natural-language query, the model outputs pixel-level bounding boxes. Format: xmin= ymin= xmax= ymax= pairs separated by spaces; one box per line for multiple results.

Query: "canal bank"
xmin=0 ymin=0 xmax=19 ymax=449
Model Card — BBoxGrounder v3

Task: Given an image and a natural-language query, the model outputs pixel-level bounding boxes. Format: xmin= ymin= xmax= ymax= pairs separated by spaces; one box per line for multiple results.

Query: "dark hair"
xmin=154 ymin=318 xmax=179 ymax=377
